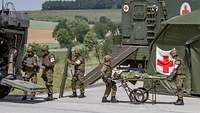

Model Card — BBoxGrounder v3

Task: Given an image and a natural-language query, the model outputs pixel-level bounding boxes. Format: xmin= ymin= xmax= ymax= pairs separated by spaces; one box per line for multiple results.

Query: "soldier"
xmin=68 ymin=48 xmax=86 ymax=98
xmin=101 ymin=55 xmax=118 ymax=103
xmin=41 ymin=46 xmax=56 ymax=101
xmin=170 ymin=49 xmax=185 ymax=105
xmin=22 ymin=48 xmax=39 ymax=100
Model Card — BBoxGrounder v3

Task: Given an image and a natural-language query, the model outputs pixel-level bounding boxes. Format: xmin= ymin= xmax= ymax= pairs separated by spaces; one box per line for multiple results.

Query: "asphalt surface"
xmin=0 ymin=82 xmax=200 ymax=113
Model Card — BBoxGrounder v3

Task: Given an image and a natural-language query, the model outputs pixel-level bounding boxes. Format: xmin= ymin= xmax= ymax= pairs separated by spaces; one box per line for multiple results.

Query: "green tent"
xmin=147 ymin=10 xmax=200 ymax=95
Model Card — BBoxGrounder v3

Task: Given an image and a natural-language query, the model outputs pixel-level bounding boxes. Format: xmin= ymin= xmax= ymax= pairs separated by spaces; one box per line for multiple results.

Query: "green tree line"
xmin=52 ymin=16 xmax=120 ymax=62
xmin=42 ymin=0 xmax=122 ymax=10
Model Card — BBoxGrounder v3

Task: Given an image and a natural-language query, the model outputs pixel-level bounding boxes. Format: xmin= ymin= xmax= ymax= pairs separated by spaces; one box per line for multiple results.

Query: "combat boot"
xmin=111 ymin=96 xmax=118 ymax=103
xmin=70 ymin=92 xmax=77 ymax=98
xmin=174 ymin=99 xmax=184 ymax=105
xmin=46 ymin=94 xmax=53 ymax=101
xmin=79 ymin=93 xmax=86 ymax=98
xmin=30 ymin=96 xmax=35 ymax=100
xmin=21 ymin=96 xmax=27 ymax=101
xmin=102 ymin=97 xmax=110 ymax=103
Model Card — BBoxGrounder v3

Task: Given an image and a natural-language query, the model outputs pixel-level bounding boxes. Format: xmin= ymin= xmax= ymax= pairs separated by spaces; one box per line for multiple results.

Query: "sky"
xmin=0 ymin=0 xmax=47 ymax=11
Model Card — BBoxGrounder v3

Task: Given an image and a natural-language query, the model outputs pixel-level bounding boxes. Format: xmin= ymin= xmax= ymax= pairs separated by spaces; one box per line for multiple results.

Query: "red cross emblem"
xmin=123 ymin=4 xmax=129 ymax=13
xmin=180 ymin=2 xmax=191 ymax=16
xmin=157 ymin=56 xmax=174 ymax=73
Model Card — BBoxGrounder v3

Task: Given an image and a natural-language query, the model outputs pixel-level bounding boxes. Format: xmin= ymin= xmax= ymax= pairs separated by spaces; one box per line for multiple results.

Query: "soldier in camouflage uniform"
xmin=101 ymin=55 xmax=118 ymax=103
xmin=22 ymin=48 xmax=39 ymax=100
xmin=68 ymin=48 xmax=86 ymax=98
xmin=41 ymin=46 xmax=56 ymax=101
xmin=170 ymin=49 xmax=185 ymax=105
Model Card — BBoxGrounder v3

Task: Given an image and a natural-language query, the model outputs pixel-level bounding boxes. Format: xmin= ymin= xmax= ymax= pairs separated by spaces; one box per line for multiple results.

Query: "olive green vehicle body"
xmin=112 ymin=0 xmax=200 ymax=95
xmin=113 ymin=0 xmax=200 ymax=69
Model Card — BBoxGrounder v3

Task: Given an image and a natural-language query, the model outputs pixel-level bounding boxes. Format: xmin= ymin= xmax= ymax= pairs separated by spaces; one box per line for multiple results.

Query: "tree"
xmin=93 ymin=22 xmax=109 ymax=39
xmin=53 ymin=19 xmax=90 ymax=47
xmin=72 ymin=19 xmax=90 ymax=43
xmin=84 ymin=30 xmax=98 ymax=51
xmin=84 ymin=30 xmax=101 ymax=63
xmin=75 ymin=15 xmax=89 ymax=23
xmin=107 ymin=21 xmax=119 ymax=37
xmin=99 ymin=16 xmax=111 ymax=24
xmin=53 ymin=20 xmax=74 ymax=48
xmin=100 ymin=37 xmax=113 ymax=57
xmin=42 ymin=0 xmax=122 ymax=10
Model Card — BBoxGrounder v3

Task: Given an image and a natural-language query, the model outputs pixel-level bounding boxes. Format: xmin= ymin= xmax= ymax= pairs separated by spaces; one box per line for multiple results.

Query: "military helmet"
xmin=170 ymin=48 xmax=177 ymax=57
xmin=27 ymin=47 xmax=33 ymax=52
xmin=74 ymin=47 xmax=80 ymax=54
xmin=104 ymin=55 xmax=112 ymax=62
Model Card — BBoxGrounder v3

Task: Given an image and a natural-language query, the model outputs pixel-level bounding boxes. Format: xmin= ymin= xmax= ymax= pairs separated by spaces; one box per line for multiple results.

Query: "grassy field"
xmin=30 ymin=20 xmax=58 ymax=30
xmin=27 ymin=9 xmax=121 ymax=23
xmin=11 ymin=50 xmax=99 ymax=96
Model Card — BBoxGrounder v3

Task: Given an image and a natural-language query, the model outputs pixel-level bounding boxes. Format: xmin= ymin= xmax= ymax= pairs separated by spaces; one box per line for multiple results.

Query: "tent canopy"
xmin=164 ymin=9 xmax=200 ymax=25
xmin=148 ymin=10 xmax=200 ymax=95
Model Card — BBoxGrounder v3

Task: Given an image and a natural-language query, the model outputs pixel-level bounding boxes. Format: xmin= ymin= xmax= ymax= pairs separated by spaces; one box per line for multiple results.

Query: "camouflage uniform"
xmin=101 ymin=55 xmax=117 ymax=103
xmin=41 ymin=48 xmax=56 ymax=101
xmin=170 ymin=49 xmax=185 ymax=105
xmin=22 ymin=49 xmax=39 ymax=100
xmin=70 ymin=49 xmax=85 ymax=98
xmin=174 ymin=57 xmax=185 ymax=101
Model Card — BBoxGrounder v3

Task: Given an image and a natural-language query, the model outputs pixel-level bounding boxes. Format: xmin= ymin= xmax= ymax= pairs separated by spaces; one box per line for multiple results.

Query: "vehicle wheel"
xmin=129 ymin=89 xmax=145 ymax=104
xmin=137 ymin=87 xmax=149 ymax=103
xmin=0 ymin=85 xmax=11 ymax=99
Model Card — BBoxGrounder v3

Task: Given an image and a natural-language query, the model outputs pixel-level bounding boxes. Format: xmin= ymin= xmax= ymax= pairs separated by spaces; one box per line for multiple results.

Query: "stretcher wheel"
xmin=129 ymin=89 xmax=145 ymax=104
xmin=137 ymin=87 xmax=149 ymax=103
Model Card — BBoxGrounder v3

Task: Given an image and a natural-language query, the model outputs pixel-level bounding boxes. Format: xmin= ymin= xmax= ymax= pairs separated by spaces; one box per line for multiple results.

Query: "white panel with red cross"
xmin=156 ymin=47 xmax=175 ymax=76
xmin=180 ymin=2 xmax=192 ymax=16
xmin=123 ymin=4 xmax=129 ymax=13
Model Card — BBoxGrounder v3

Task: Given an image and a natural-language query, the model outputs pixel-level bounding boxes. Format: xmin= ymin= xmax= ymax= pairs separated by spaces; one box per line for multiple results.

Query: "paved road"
xmin=0 ymin=83 xmax=200 ymax=113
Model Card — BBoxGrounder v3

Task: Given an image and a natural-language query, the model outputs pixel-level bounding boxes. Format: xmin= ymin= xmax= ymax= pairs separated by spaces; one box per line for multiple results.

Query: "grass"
xmin=11 ymin=49 xmax=99 ymax=96
xmin=30 ymin=20 xmax=58 ymax=30
xmin=27 ymin=9 xmax=121 ymax=23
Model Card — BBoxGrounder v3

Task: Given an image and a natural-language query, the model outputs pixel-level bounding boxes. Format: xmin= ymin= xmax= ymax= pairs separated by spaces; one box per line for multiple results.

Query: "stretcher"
xmin=114 ymin=73 xmax=172 ymax=104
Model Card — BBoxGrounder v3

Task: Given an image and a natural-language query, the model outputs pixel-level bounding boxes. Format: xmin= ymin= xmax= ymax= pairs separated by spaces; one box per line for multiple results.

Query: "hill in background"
xmin=27 ymin=9 xmax=121 ymax=23
xmin=42 ymin=0 xmax=122 ymax=10
xmin=27 ymin=9 xmax=121 ymax=45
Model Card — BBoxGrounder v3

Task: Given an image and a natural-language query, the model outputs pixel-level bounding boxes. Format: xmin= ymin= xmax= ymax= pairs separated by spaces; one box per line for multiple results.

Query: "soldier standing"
xmin=170 ymin=49 xmax=185 ymax=105
xmin=101 ymin=55 xmax=118 ymax=103
xmin=68 ymin=48 xmax=86 ymax=98
xmin=41 ymin=46 xmax=56 ymax=101
xmin=22 ymin=48 xmax=39 ymax=100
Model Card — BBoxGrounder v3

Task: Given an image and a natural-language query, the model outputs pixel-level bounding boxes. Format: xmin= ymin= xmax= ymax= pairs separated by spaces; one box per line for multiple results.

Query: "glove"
xmin=42 ymin=64 xmax=47 ymax=67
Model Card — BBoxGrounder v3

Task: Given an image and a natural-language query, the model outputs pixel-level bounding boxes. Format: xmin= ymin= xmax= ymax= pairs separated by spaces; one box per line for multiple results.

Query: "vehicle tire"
xmin=137 ymin=87 xmax=149 ymax=103
xmin=129 ymin=89 xmax=145 ymax=104
xmin=0 ymin=85 xmax=11 ymax=99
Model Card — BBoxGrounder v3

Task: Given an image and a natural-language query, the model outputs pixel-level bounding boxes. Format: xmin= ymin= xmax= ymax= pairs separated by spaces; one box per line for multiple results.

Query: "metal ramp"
xmin=0 ymin=79 xmax=46 ymax=93
xmin=83 ymin=46 xmax=138 ymax=86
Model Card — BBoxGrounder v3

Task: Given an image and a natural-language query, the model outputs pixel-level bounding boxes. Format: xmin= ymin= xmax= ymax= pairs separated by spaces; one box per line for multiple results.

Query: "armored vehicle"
xmin=0 ymin=1 xmax=45 ymax=99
